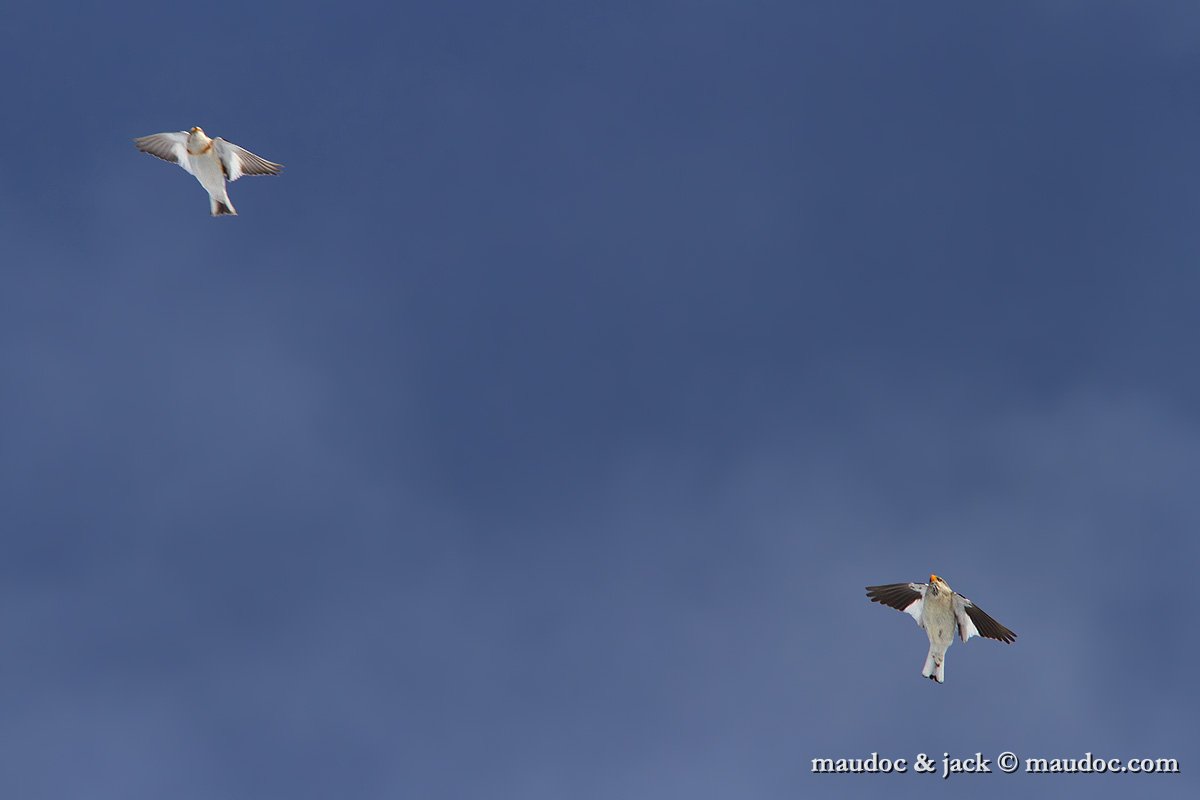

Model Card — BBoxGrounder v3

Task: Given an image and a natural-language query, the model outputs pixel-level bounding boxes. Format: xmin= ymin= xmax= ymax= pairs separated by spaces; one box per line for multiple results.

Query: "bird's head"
xmin=184 ymin=126 xmax=213 ymax=154
xmin=929 ymin=574 xmax=949 ymax=594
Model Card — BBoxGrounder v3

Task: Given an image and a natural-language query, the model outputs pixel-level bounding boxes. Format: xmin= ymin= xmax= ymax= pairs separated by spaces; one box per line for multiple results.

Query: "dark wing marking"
xmin=960 ymin=598 xmax=1017 ymax=643
xmin=865 ymin=583 xmax=924 ymax=612
xmin=214 ymin=138 xmax=283 ymax=181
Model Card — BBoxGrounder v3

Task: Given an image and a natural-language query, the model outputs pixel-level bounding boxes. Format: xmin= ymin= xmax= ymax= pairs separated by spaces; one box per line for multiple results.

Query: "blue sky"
xmin=1 ymin=1 xmax=1197 ymax=798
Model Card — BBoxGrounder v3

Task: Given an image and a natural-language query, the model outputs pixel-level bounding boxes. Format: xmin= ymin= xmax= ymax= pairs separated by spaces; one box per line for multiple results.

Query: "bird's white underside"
xmin=895 ymin=582 xmax=985 ymax=643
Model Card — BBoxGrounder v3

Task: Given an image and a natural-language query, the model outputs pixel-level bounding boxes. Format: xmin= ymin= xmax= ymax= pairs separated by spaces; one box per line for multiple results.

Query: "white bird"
xmin=866 ymin=575 xmax=1015 ymax=683
xmin=133 ymin=127 xmax=282 ymax=216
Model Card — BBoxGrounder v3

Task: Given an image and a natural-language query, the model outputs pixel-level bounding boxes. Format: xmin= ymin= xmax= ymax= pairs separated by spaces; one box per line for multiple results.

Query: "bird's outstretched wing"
xmin=952 ymin=594 xmax=1017 ymax=643
xmin=866 ymin=582 xmax=928 ymax=627
xmin=213 ymin=138 xmax=283 ymax=181
xmin=133 ymin=132 xmax=194 ymax=175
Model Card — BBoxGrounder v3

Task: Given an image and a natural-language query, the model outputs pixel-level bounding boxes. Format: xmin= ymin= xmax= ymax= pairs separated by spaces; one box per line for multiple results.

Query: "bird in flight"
xmin=866 ymin=575 xmax=1015 ymax=683
xmin=133 ymin=127 xmax=282 ymax=216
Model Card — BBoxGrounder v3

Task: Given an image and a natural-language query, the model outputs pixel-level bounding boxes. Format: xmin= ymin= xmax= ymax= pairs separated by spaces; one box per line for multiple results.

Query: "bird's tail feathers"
xmin=211 ymin=198 xmax=237 ymax=216
xmin=922 ymin=650 xmax=945 ymax=683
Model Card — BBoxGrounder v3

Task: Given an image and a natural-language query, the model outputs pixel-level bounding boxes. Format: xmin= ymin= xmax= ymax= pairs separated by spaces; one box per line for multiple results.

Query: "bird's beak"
xmin=929 ymin=574 xmax=940 ymax=584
